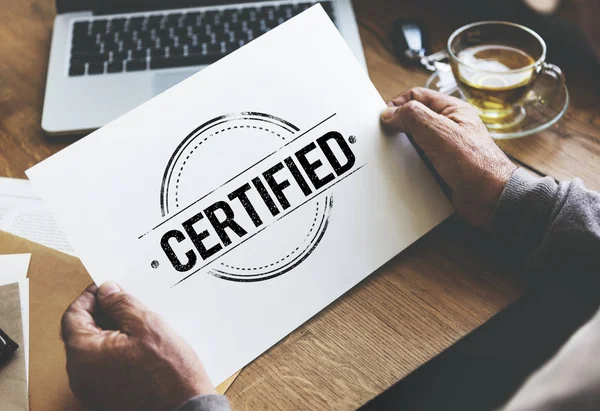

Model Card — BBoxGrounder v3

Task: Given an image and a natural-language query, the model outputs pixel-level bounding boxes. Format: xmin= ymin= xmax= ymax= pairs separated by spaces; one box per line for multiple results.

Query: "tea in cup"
xmin=447 ymin=21 xmax=564 ymax=129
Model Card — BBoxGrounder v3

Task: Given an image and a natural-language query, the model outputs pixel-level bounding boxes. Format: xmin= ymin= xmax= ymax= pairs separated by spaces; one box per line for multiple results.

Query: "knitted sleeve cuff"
xmin=493 ymin=168 xmax=559 ymax=260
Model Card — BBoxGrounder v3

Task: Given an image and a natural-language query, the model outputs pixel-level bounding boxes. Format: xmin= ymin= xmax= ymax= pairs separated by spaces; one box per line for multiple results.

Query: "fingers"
xmin=96 ymin=281 xmax=153 ymax=336
xmin=381 ymin=99 xmax=451 ymax=136
xmin=387 ymin=87 xmax=469 ymax=115
xmin=61 ymin=284 xmax=101 ymax=343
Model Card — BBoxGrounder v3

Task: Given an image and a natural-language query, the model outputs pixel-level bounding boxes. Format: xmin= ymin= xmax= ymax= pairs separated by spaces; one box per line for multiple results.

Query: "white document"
xmin=0 ymin=253 xmax=31 ymax=286
xmin=26 ymin=6 xmax=452 ymax=385
xmin=0 ymin=254 xmax=31 ymax=384
xmin=0 ymin=177 xmax=75 ymax=255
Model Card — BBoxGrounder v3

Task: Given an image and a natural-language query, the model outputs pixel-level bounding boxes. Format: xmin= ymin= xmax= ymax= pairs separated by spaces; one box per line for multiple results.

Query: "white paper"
xmin=26 ymin=6 xmax=453 ymax=385
xmin=0 ymin=177 xmax=75 ymax=255
xmin=0 ymin=253 xmax=31 ymax=286
xmin=0 ymin=254 xmax=31 ymax=384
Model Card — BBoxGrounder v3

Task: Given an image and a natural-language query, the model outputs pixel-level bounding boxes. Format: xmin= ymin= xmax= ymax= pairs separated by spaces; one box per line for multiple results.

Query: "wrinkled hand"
xmin=381 ymin=88 xmax=517 ymax=228
xmin=61 ymin=282 xmax=215 ymax=411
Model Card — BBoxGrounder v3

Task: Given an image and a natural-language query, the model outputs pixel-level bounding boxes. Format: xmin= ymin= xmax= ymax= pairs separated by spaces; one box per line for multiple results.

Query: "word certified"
xmin=160 ymin=131 xmax=357 ymax=273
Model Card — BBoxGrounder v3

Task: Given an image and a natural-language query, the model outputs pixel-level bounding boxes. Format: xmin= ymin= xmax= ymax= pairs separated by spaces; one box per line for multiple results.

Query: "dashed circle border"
xmin=162 ymin=113 xmax=331 ymax=282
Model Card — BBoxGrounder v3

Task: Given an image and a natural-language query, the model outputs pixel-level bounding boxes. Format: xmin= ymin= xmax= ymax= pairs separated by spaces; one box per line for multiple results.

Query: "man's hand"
xmin=381 ymin=87 xmax=517 ymax=228
xmin=61 ymin=282 xmax=215 ymax=411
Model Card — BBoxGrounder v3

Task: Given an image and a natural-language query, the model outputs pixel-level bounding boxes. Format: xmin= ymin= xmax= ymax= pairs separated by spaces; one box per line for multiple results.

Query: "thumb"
xmin=96 ymin=281 xmax=151 ymax=336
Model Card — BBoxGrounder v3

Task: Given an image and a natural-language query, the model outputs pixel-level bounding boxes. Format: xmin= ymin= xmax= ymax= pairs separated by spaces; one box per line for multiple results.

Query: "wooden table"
xmin=1 ymin=0 xmax=599 ymax=409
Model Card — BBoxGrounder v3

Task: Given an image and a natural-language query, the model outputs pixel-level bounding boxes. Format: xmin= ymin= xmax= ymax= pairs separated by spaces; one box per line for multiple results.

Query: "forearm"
xmin=494 ymin=168 xmax=600 ymax=286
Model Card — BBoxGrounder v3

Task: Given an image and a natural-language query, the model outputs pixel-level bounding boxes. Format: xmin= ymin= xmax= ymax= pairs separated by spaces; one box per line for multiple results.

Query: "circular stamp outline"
xmin=160 ymin=112 xmax=333 ymax=282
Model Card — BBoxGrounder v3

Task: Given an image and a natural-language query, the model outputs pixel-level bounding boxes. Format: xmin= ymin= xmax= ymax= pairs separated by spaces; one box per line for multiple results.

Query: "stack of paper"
xmin=0 ymin=253 xmax=31 ymax=411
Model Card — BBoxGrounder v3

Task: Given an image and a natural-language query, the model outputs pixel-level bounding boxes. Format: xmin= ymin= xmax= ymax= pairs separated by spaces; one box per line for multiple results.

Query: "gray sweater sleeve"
xmin=496 ymin=168 xmax=600 ymax=410
xmin=175 ymin=394 xmax=231 ymax=411
xmin=494 ymin=168 xmax=600 ymax=285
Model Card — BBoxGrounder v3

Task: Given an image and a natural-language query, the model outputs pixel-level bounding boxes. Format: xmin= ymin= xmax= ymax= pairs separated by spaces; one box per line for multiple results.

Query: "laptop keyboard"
xmin=69 ymin=2 xmax=334 ymax=76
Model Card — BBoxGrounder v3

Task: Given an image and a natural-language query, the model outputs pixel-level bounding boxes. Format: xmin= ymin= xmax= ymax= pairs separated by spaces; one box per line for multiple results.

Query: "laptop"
xmin=42 ymin=0 xmax=367 ymax=136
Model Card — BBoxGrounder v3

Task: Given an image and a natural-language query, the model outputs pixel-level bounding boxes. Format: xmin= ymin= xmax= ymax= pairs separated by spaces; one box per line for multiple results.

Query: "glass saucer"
xmin=424 ymin=70 xmax=569 ymax=140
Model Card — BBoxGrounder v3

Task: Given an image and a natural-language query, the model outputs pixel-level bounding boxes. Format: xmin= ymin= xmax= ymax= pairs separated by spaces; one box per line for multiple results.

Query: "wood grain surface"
xmin=0 ymin=0 xmax=598 ymax=409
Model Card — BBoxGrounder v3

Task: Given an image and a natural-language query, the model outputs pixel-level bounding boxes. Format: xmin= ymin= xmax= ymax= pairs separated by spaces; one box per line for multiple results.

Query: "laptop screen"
xmin=57 ymin=1 xmax=279 ymax=14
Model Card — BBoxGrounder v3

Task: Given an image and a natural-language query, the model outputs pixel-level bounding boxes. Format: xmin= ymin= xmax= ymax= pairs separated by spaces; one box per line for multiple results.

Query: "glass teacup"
xmin=447 ymin=21 xmax=565 ymax=129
